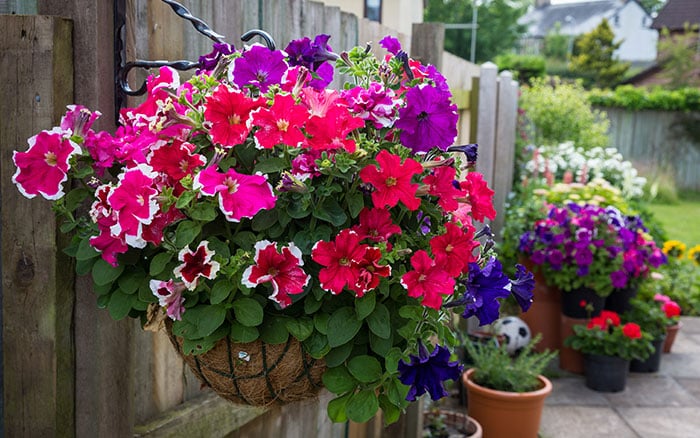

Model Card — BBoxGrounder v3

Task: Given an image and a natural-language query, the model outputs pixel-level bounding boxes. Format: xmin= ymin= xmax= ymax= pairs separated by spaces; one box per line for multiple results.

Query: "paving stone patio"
xmin=540 ymin=316 xmax=700 ymax=438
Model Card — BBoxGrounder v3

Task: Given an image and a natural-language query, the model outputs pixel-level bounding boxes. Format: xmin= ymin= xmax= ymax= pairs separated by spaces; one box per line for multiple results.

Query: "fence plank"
xmin=492 ymin=71 xmax=518 ymax=237
xmin=474 ymin=62 xmax=498 ymax=188
xmin=410 ymin=23 xmax=444 ymax=70
xmin=0 ymin=15 xmax=75 ymax=437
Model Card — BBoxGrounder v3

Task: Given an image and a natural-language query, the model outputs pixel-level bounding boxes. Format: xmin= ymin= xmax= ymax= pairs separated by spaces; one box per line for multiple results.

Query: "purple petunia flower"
xmin=574 ymin=246 xmax=593 ymax=266
xmin=397 ymin=342 xmax=462 ymax=401
xmin=446 ymin=257 xmax=512 ymax=326
xmin=198 ymin=42 xmax=235 ymax=73
xmin=511 ymin=264 xmax=534 ymax=312
xmin=285 ymin=34 xmax=337 ymax=88
xmin=611 ymin=270 xmax=628 ymax=288
xmin=230 ymin=44 xmax=288 ymax=92
xmin=395 ymin=84 xmax=458 ymax=154
xmin=379 ymin=35 xmax=402 ymax=55
xmin=447 ymin=143 xmax=479 ymax=163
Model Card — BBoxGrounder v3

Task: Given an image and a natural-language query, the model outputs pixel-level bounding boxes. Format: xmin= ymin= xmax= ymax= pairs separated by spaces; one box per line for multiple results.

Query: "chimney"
xmin=535 ymin=0 xmax=551 ymax=8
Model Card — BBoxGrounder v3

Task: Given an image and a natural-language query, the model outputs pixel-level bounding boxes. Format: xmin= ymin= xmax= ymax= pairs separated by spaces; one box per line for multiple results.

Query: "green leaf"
xmin=345 ymin=191 xmax=365 ymax=219
xmin=346 ymin=390 xmax=379 ymax=423
xmin=231 ymin=231 xmax=257 ymax=250
xmin=314 ymin=313 xmax=329 ymax=334
xmin=304 ymin=331 xmax=330 ymax=359
xmin=287 ymin=197 xmax=311 ymax=219
xmin=173 ymin=305 xmax=227 ymax=339
xmin=254 ymin=157 xmax=287 ymax=174
xmin=96 ymin=294 xmax=110 ymax=309
xmin=366 ymin=303 xmax=391 ymax=339
xmin=138 ymin=279 xmax=157 ymax=303
xmin=206 ymin=236 xmax=231 ymax=259
xmin=304 ymin=297 xmax=323 ymax=315
xmin=75 ymin=237 xmax=100 ymax=261
xmin=385 ymin=348 xmax=403 ymax=374
xmin=60 ymin=221 xmax=78 ymax=233
xmin=175 ymin=220 xmax=202 ymax=248
xmin=312 ymin=198 xmax=348 ymax=227
xmin=324 ymin=342 xmax=354 ymax=368
xmin=327 ymin=393 xmax=352 ymax=423
xmin=230 ymin=321 xmax=259 ymax=343
xmin=347 ymin=355 xmax=383 ymax=383
xmin=232 ymin=297 xmax=264 ymax=327
xmin=117 ymin=269 xmax=144 ymax=294
xmin=386 ymin=376 xmax=410 ymax=407
xmin=369 ymin=332 xmax=393 ymax=356
xmin=378 ymin=395 xmax=401 ymax=425
xmin=322 ymin=366 xmax=358 ymax=393
xmin=181 ymin=326 xmax=228 ymax=355
xmin=189 ymin=202 xmax=218 ymax=221
xmin=251 ymin=209 xmax=278 ymax=232
xmin=149 ymin=252 xmax=173 ymax=276
xmin=76 ymin=258 xmax=96 ymax=276
xmin=92 ymin=281 xmax=113 ymax=296
xmin=398 ymin=305 xmax=424 ymax=320
xmin=259 ymin=317 xmax=289 ymax=344
xmin=327 ymin=307 xmax=362 ymax=348
xmin=92 ymin=259 xmax=125 ymax=286
xmin=355 ymin=291 xmax=376 ymax=320
xmin=285 ymin=317 xmax=314 ymax=341
xmin=176 ymin=190 xmax=197 ymax=208
xmin=108 ymin=290 xmax=135 ymax=320
xmin=65 ymin=187 xmax=90 ymax=212
xmin=210 ymin=280 xmax=234 ymax=304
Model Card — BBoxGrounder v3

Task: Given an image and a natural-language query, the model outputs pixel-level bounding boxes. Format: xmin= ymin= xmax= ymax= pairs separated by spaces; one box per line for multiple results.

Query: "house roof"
xmin=519 ymin=0 xmax=620 ymax=37
xmin=651 ymin=0 xmax=700 ymax=30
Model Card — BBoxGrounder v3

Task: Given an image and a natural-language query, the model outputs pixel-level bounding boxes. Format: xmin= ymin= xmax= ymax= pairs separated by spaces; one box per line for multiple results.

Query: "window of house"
xmin=365 ymin=0 xmax=382 ymax=22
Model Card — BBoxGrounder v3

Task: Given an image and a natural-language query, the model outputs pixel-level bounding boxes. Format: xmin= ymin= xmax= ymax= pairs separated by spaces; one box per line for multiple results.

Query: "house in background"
xmin=320 ymin=0 xmax=423 ymax=37
xmin=518 ymin=0 xmax=657 ymax=64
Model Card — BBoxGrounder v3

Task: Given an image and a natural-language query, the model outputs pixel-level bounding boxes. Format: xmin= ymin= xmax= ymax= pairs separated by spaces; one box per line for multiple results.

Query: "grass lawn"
xmin=647 ymin=199 xmax=700 ymax=245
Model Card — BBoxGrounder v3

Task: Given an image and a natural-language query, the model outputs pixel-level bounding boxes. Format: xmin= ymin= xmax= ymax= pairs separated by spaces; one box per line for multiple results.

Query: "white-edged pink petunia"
xmin=173 ymin=241 xmax=221 ymax=290
xmin=12 ymin=128 xmax=82 ymax=200
xmin=242 ymin=240 xmax=310 ymax=308
xmin=149 ymin=279 xmax=186 ymax=320
xmin=107 ymin=163 xmax=159 ymax=248
xmin=193 ymin=166 xmax=276 ymax=222
xmin=60 ymin=104 xmax=101 ymax=139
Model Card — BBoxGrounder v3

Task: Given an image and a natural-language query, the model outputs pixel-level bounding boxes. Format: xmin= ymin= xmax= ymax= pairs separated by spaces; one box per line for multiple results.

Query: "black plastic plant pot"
xmin=630 ymin=336 xmax=665 ymax=373
xmin=561 ymin=287 xmax=605 ymax=318
xmin=604 ymin=285 xmax=639 ymax=314
xmin=583 ymin=353 xmax=629 ymax=392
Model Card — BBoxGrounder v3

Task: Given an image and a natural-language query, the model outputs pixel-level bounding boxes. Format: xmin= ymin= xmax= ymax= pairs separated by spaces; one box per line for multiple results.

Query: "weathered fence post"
xmin=492 ymin=71 xmax=519 ymax=238
xmin=0 ymin=15 xmax=75 ymax=437
xmin=410 ymin=22 xmax=444 ymax=70
xmin=473 ymin=62 xmax=498 ymax=187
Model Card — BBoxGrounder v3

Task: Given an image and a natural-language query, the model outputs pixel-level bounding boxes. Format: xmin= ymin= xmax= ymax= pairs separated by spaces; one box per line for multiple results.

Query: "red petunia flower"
xmin=400 ymin=250 xmax=455 ymax=309
xmin=423 ymin=165 xmax=466 ymax=212
xmin=204 ymin=85 xmax=263 ymax=147
xmin=352 ymin=247 xmax=391 ymax=297
xmin=242 ymin=240 xmax=310 ymax=308
xmin=662 ymin=301 xmax=681 ymax=318
xmin=429 ymin=222 xmax=479 ymax=276
xmin=460 ymin=172 xmax=496 ymax=222
xmin=305 ymin=105 xmax=365 ymax=153
xmin=600 ymin=310 xmax=621 ymax=327
xmin=311 ymin=229 xmax=368 ymax=295
xmin=250 ymin=93 xmax=309 ymax=149
xmin=352 ymin=207 xmax=402 ymax=243
xmin=622 ymin=322 xmax=642 ymax=339
xmin=173 ymin=241 xmax=221 ymax=290
xmin=148 ymin=139 xmax=206 ymax=190
xmin=359 ymin=149 xmax=423 ymax=211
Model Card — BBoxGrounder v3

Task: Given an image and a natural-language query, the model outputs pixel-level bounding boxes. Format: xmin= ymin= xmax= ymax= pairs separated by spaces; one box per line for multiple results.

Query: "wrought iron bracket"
xmin=114 ymin=0 xmax=275 ymax=124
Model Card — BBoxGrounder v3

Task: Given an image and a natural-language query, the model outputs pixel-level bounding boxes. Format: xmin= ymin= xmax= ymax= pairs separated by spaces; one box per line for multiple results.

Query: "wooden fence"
xmin=603 ymin=107 xmax=700 ymax=191
xmin=0 ymin=1 xmax=518 ymax=437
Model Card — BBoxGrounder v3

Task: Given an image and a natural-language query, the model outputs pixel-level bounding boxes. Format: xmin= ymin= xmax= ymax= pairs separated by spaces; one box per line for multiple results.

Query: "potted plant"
xmin=462 ymin=335 xmax=556 ymax=438
xmin=11 ymin=34 xmax=536 ymax=423
xmin=423 ymin=404 xmax=483 ymax=438
xmin=565 ymin=311 xmax=654 ymax=392
xmin=624 ymin=296 xmax=678 ymax=372
xmin=653 ymin=293 xmax=683 ymax=353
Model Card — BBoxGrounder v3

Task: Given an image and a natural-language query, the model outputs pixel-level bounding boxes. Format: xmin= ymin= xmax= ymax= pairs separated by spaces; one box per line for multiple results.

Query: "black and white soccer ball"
xmin=493 ymin=316 xmax=531 ymax=355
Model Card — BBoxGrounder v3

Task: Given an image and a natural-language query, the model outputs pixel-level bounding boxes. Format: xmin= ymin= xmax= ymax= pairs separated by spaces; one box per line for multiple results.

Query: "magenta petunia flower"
xmin=230 ymin=44 xmax=288 ymax=93
xmin=193 ymin=166 xmax=276 ymax=222
xmin=359 ymin=149 xmax=423 ymax=210
xmin=12 ymin=129 xmax=82 ymax=200
xmin=341 ymin=83 xmax=399 ymax=129
xmin=242 ymin=240 xmax=310 ymax=308
xmin=150 ymin=279 xmax=187 ymax=320
xmin=60 ymin=104 xmax=101 ymax=139
xmin=311 ymin=229 xmax=368 ymax=295
xmin=174 ymin=241 xmax=221 ymax=290
xmin=379 ymin=35 xmax=402 ymax=55
xmin=400 ymin=250 xmax=455 ymax=309
xmin=107 ymin=164 xmax=159 ymax=248
xmin=395 ymin=84 xmax=458 ymax=153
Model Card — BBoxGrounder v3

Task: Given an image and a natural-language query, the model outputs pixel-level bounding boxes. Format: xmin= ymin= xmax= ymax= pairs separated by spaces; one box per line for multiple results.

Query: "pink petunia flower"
xmin=311 ymin=229 xmax=368 ymax=295
xmin=359 ymin=149 xmax=423 ymax=211
xmin=430 ymin=222 xmax=479 ymax=276
xmin=107 ymin=164 xmax=160 ymax=248
xmin=250 ymin=93 xmax=309 ymax=149
xmin=173 ymin=241 xmax=221 ymax=290
xmin=242 ymin=240 xmax=310 ymax=308
xmin=12 ymin=129 xmax=82 ymax=200
xmin=193 ymin=166 xmax=276 ymax=222
xmin=149 ymin=279 xmax=187 ymax=320
xmin=400 ymin=250 xmax=455 ymax=310
xmin=352 ymin=247 xmax=391 ymax=297
xmin=204 ymin=85 xmax=264 ymax=147
xmin=60 ymin=104 xmax=101 ymax=139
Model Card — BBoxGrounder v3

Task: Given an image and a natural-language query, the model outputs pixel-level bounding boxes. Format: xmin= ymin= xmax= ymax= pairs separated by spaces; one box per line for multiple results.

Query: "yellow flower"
xmin=688 ymin=244 xmax=700 ymax=266
xmin=662 ymin=240 xmax=686 ymax=258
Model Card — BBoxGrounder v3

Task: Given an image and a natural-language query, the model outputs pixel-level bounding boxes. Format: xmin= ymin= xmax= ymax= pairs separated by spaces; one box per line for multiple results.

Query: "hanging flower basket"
xmin=166 ymin=322 xmax=324 ymax=405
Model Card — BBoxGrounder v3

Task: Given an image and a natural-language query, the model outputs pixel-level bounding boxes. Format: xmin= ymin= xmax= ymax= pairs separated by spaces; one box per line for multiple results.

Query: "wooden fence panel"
xmin=474 ymin=62 xmax=498 ymax=186
xmin=492 ymin=71 xmax=518 ymax=237
xmin=0 ymin=15 xmax=74 ymax=437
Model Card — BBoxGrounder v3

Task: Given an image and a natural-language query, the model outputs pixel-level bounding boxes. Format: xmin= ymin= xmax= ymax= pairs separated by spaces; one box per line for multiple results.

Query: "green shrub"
xmin=589 ymin=85 xmax=700 ymax=112
xmin=520 ymin=77 xmax=610 ymax=149
xmin=494 ymin=53 xmax=546 ymax=84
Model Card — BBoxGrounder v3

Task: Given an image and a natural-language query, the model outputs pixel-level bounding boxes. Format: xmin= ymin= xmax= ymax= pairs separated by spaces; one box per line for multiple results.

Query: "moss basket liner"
xmin=167 ymin=325 xmax=325 ymax=406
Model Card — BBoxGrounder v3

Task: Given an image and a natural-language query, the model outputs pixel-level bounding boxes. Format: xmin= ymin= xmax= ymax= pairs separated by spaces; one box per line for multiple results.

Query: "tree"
xmin=543 ymin=22 xmax=568 ymax=61
xmin=568 ymin=19 xmax=629 ymax=88
xmin=638 ymin=0 xmax=665 ymax=14
xmin=657 ymin=24 xmax=700 ymax=89
xmin=424 ymin=0 xmax=530 ymax=64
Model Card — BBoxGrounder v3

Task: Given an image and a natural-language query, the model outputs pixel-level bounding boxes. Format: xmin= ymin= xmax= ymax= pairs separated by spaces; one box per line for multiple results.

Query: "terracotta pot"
xmin=423 ymin=409 xmax=483 ymax=438
xmin=518 ymin=258 xmax=561 ymax=352
xmin=663 ymin=322 xmax=682 ymax=353
xmin=463 ymin=369 xmax=552 ymax=438
xmin=559 ymin=314 xmax=586 ymax=374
